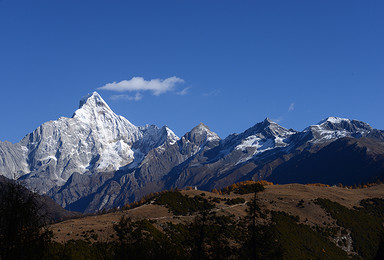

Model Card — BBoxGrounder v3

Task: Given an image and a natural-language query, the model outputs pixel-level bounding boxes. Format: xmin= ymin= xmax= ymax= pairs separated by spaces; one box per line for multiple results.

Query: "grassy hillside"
xmin=47 ymin=183 xmax=384 ymax=259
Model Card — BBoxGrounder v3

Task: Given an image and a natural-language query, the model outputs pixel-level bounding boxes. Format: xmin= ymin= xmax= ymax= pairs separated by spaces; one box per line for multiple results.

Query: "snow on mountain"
xmin=1 ymin=91 xmax=383 ymax=212
xmin=73 ymin=92 xmax=142 ymax=144
xmin=318 ymin=116 xmax=348 ymax=125
xmin=184 ymin=123 xmax=220 ymax=147
xmin=9 ymin=92 xmax=179 ymax=193
xmin=48 ymin=113 xmax=384 ymax=212
xmin=171 ymin=123 xmax=221 ymax=162
xmin=218 ymin=118 xmax=296 ymax=164
xmin=304 ymin=117 xmax=373 ymax=143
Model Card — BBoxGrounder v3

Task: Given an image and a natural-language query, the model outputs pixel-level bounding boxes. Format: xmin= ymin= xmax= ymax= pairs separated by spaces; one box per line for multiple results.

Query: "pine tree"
xmin=0 ymin=178 xmax=52 ymax=260
xmin=241 ymin=189 xmax=283 ymax=259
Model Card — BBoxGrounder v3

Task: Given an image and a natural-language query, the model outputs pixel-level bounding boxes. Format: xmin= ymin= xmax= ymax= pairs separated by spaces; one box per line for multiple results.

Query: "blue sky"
xmin=0 ymin=0 xmax=383 ymax=143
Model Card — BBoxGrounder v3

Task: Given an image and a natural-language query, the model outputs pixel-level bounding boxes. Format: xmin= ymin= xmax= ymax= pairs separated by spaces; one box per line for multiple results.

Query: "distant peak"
xmin=185 ymin=122 xmax=220 ymax=144
xmin=262 ymin=117 xmax=275 ymax=124
xmin=318 ymin=116 xmax=349 ymax=125
xmin=72 ymin=92 xmax=115 ymax=121
xmin=161 ymin=125 xmax=180 ymax=141
xmin=194 ymin=122 xmax=210 ymax=130
xmin=79 ymin=92 xmax=110 ymax=110
xmin=260 ymin=117 xmax=279 ymax=128
xmin=309 ymin=116 xmax=373 ymax=133
xmin=189 ymin=122 xmax=218 ymax=136
xmin=243 ymin=117 xmax=294 ymax=139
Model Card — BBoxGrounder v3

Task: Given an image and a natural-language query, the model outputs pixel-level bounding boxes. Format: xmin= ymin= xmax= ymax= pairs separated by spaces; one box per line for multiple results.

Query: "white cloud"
xmin=110 ymin=93 xmax=143 ymax=101
xmin=98 ymin=76 xmax=184 ymax=96
xmin=288 ymin=103 xmax=295 ymax=112
xmin=271 ymin=117 xmax=282 ymax=123
xmin=202 ymin=89 xmax=221 ymax=97
xmin=272 ymin=102 xmax=295 ymax=124
xmin=177 ymin=87 xmax=190 ymax=96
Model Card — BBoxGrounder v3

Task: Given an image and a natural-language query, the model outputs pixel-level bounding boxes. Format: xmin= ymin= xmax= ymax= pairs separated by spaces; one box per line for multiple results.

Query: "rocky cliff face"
xmin=0 ymin=142 xmax=28 ymax=179
xmin=1 ymin=93 xmax=384 ymax=213
xmin=1 ymin=92 xmax=177 ymax=194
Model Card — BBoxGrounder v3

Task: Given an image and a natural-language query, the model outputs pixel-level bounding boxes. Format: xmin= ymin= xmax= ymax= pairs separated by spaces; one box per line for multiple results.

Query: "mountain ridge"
xmin=1 ymin=92 xmax=383 ymax=212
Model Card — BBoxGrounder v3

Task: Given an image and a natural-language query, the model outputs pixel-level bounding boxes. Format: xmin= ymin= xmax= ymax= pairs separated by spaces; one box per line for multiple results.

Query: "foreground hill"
xmin=1 ymin=92 xmax=384 ymax=213
xmin=0 ymin=176 xmax=79 ymax=222
xmin=50 ymin=183 xmax=384 ymax=259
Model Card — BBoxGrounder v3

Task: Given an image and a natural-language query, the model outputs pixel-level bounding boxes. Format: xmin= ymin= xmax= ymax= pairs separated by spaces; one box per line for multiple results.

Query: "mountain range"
xmin=1 ymin=92 xmax=383 ymax=213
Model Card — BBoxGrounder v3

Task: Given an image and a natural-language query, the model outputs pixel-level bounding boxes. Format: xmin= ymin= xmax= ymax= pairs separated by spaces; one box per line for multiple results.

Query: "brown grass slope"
xmin=51 ymin=183 xmax=384 ymax=247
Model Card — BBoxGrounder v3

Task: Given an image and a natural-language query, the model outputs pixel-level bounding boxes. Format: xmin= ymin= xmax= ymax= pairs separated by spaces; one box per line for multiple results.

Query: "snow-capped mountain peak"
xmin=72 ymin=92 xmax=140 ymax=143
xmin=13 ymin=92 xmax=183 ymax=194
xmin=185 ymin=123 xmax=220 ymax=145
xmin=318 ymin=116 xmax=349 ymax=125
xmin=73 ymin=92 xmax=122 ymax=124
xmin=194 ymin=122 xmax=210 ymax=131
xmin=164 ymin=126 xmax=179 ymax=143
xmin=220 ymin=119 xmax=297 ymax=162
xmin=304 ymin=116 xmax=373 ymax=143
xmin=79 ymin=91 xmax=111 ymax=110
xmin=244 ymin=118 xmax=296 ymax=139
xmin=262 ymin=117 xmax=274 ymax=124
xmin=313 ymin=116 xmax=372 ymax=132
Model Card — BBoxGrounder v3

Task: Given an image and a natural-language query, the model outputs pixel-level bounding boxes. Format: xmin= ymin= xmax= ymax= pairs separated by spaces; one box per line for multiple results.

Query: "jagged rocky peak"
xmin=79 ymin=91 xmax=110 ymax=110
xmin=185 ymin=123 xmax=220 ymax=145
xmin=163 ymin=126 xmax=179 ymax=142
xmin=246 ymin=118 xmax=296 ymax=139
xmin=262 ymin=117 xmax=274 ymax=125
xmin=313 ymin=117 xmax=373 ymax=133
xmin=190 ymin=123 xmax=212 ymax=134
xmin=17 ymin=92 xmax=150 ymax=194
xmin=155 ymin=125 xmax=180 ymax=146
xmin=139 ymin=124 xmax=179 ymax=142
xmin=73 ymin=92 xmax=115 ymax=122
xmin=302 ymin=116 xmax=374 ymax=144
xmin=72 ymin=92 xmax=140 ymax=142
xmin=318 ymin=116 xmax=349 ymax=125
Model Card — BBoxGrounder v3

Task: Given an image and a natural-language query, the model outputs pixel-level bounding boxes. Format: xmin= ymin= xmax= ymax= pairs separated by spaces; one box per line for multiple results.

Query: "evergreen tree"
xmin=0 ymin=178 xmax=52 ymax=260
xmin=190 ymin=204 xmax=211 ymax=260
xmin=241 ymin=189 xmax=282 ymax=259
